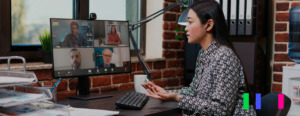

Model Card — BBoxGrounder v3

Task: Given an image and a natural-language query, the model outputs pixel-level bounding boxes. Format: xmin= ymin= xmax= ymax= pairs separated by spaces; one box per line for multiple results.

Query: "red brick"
xmin=44 ymin=81 xmax=55 ymax=86
xmin=167 ymin=59 xmax=179 ymax=68
xmin=56 ymin=80 xmax=68 ymax=91
xmin=274 ymin=74 xmax=282 ymax=82
xmin=153 ymin=61 xmax=166 ymax=69
xmin=57 ymin=91 xmax=76 ymax=100
xmin=163 ymin=13 xmax=177 ymax=21
xmin=119 ymin=83 xmax=134 ymax=90
xmin=90 ymin=88 xmax=100 ymax=93
xmin=163 ymin=50 xmax=176 ymax=58
xmin=69 ymin=79 xmax=78 ymax=91
xmin=130 ymin=72 xmax=145 ymax=82
xmin=291 ymin=3 xmax=300 ymax=7
xmin=112 ymin=74 xmax=130 ymax=84
xmin=101 ymin=85 xmax=119 ymax=92
xmin=177 ymin=51 xmax=184 ymax=58
xmin=273 ymin=63 xmax=286 ymax=72
xmin=169 ymin=41 xmax=181 ymax=49
xmin=272 ymin=83 xmax=282 ymax=93
xmin=163 ymin=69 xmax=177 ymax=78
xmin=274 ymin=54 xmax=293 ymax=62
xmin=131 ymin=63 xmax=137 ymax=72
xmin=163 ymin=41 xmax=170 ymax=49
xmin=92 ymin=76 xmax=111 ymax=87
xmin=163 ymin=22 xmax=169 ymax=30
xmin=275 ymin=44 xmax=287 ymax=52
xmin=151 ymin=70 xmax=162 ymax=80
xmin=153 ymin=79 xmax=167 ymax=88
xmin=163 ymin=32 xmax=176 ymax=39
xmin=276 ymin=13 xmax=289 ymax=21
xmin=179 ymin=77 xmax=184 ymax=85
xmin=180 ymin=41 xmax=185 ymax=49
xmin=33 ymin=70 xmax=53 ymax=81
xmin=176 ymin=69 xmax=184 ymax=76
xmin=275 ymin=33 xmax=289 ymax=42
xmin=166 ymin=78 xmax=180 ymax=87
xmin=137 ymin=62 xmax=152 ymax=71
xmin=276 ymin=3 xmax=289 ymax=11
xmin=169 ymin=22 xmax=180 ymax=30
xmin=275 ymin=23 xmax=287 ymax=31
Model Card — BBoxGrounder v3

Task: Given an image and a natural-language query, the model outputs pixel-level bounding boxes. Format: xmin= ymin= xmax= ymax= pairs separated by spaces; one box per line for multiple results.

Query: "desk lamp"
xmin=129 ymin=0 xmax=193 ymax=80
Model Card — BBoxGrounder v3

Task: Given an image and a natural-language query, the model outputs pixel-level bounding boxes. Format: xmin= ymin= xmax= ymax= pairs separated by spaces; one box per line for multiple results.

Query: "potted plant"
xmin=39 ymin=30 xmax=52 ymax=63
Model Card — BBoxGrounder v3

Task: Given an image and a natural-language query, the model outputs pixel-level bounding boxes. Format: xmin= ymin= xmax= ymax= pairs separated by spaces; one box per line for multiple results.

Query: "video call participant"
xmin=62 ymin=21 xmax=88 ymax=47
xmin=69 ymin=48 xmax=81 ymax=70
xmin=99 ymin=49 xmax=116 ymax=68
xmin=107 ymin=25 xmax=121 ymax=45
xmin=142 ymin=1 xmax=256 ymax=116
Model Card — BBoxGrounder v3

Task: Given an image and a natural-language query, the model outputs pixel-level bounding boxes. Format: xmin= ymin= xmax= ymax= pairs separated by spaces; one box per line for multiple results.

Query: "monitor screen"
xmin=50 ymin=18 xmax=131 ymax=78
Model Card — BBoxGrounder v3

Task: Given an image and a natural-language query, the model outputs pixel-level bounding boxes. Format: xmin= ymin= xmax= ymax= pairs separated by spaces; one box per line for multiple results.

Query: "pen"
xmin=51 ymin=78 xmax=61 ymax=92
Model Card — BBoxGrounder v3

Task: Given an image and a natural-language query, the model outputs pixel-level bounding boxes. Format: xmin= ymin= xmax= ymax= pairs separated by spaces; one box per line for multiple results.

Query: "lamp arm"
xmin=130 ymin=1 xmax=184 ymax=30
xmin=129 ymin=30 xmax=151 ymax=80
xmin=129 ymin=0 xmax=184 ymax=80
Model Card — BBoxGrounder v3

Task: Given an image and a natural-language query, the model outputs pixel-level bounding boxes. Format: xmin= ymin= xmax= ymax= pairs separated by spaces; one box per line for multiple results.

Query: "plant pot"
xmin=42 ymin=50 xmax=52 ymax=63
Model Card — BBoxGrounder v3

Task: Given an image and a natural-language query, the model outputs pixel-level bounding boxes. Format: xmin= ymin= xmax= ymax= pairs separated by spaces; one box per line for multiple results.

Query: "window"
xmin=0 ymin=0 xmax=145 ymax=60
xmin=90 ymin=0 xmax=145 ymax=55
xmin=11 ymin=0 xmax=72 ymax=46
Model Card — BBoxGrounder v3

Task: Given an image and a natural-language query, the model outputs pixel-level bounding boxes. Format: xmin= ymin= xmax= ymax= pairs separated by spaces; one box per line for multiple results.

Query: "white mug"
xmin=134 ymin=75 xmax=149 ymax=94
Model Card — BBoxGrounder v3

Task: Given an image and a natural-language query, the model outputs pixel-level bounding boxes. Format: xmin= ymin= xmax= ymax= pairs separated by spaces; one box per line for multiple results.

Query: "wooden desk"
xmin=58 ymin=90 xmax=181 ymax=116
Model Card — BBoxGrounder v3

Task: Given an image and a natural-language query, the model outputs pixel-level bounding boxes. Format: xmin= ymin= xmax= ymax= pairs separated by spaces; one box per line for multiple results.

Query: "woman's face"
xmin=111 ymin=26 xmax=116 ymax=34
xmin=185 ymin=9 xmax=206 ymax=44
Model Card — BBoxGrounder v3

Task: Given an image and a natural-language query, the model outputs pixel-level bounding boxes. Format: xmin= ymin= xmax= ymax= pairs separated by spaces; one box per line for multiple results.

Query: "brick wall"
xmin=272 ymin=1 xmax=300 ymax=92
xmin=32 ymin=0 xmax=185 ymax=100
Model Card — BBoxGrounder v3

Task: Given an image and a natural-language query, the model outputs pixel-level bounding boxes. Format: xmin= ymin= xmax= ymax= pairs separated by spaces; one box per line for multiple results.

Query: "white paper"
xmin=0 ymin=76 xmax=36 ymax=84
xmin=68 ymin=107 xmax=119 ymax=116
xmin=0 ymin=89 xmax=50 ymax=107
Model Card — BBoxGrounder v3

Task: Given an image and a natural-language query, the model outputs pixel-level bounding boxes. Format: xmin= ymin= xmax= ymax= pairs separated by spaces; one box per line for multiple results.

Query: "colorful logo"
xmin=243 ymin=93 xmax=284 ymax=110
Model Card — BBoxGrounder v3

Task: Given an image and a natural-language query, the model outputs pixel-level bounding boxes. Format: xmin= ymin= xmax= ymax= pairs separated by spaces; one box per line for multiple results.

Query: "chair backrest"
xmin=256 ymin=92 xmax=291 ymax=116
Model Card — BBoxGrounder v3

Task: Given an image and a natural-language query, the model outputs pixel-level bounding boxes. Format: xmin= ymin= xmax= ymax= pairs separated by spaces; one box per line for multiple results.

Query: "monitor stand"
xmin=68 ymin=76 xmax=112 ymax=100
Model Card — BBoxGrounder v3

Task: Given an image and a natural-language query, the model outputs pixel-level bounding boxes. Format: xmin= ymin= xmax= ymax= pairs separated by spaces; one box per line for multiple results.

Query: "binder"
xmin=245 ymin=0 xmax=253 ymax=35
xmin=230 ymin=0 xmax=237 ymax=35
xmin=238 ymin=0 xmax=245 ymax=35
xmin=222 ymin=0 xmax=228 ymax=25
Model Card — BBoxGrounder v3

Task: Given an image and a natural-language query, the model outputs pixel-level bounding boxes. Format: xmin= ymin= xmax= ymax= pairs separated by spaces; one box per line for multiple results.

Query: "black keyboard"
xmin=115 ymin=92 xmax=149 ymax=110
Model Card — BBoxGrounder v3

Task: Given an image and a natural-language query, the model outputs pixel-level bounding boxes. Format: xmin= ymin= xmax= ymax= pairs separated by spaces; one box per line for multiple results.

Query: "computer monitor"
xmin=50 ymin=18 xmax=131 ymax=100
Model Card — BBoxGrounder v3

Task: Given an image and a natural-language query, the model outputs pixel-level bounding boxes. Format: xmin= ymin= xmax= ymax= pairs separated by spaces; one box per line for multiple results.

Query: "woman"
xmin=142 ymin=0 xmax=256 ymax=115
xmin=108 ymin=25 xmax=121 ymax=44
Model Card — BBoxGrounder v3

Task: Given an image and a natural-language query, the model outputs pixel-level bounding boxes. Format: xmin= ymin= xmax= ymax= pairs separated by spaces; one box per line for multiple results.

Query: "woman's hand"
xmin=141 ymin=81 xmax=180 ymax=102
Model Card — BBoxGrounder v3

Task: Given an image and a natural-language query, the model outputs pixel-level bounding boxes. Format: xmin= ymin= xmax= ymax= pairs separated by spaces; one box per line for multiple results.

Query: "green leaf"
xmin=39 ymin=29 xmax=51 ymax=51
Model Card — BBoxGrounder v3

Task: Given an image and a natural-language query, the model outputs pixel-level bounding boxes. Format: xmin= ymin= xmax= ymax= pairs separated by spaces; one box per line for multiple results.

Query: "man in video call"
xmin=62 ymin=21 xmax=88 ymax=47
xmin=69 ymin=48 xmax=81 ymax=70
xmin=99 ymin=49 xmax=116 ymax=68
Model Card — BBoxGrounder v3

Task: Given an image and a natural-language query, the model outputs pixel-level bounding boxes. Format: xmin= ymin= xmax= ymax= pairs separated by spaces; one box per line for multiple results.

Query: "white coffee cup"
xmin=134 ymin=75 xmax=149 ymax=94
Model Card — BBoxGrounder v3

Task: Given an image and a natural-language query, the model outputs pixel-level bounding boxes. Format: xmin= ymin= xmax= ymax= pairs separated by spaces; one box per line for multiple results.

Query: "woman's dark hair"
xmin=189 ymin=0 xmax=233 ymax=50
xmin=110 ymin=25 xmax=116 ymax=34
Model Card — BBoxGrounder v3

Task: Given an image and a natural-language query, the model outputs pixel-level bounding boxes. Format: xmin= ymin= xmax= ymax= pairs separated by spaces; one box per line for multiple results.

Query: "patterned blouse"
xmin=168 ymin=40 xmax=257 ymax=116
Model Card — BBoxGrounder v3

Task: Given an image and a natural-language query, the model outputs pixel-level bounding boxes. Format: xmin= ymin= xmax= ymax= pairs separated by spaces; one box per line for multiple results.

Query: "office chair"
xmin=256 ymin=92 xmax=291 ymax=116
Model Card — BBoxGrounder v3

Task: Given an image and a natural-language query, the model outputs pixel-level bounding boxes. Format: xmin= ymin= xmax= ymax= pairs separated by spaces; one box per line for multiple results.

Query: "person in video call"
xmin=99 ymin=48 xmax=116 ymax=68
xmin=107 ymin=25 xmax=121 ymax=45
xmin=142 ymin=1 xmax=256 ymax=115
xmin=62 ymin=21 xmax=88 ymax=47
xmin=69 ymin=48 xmax=81 ymax=70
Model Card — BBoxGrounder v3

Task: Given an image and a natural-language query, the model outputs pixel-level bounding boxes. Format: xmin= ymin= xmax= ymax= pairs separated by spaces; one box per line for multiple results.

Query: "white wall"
xmin=145 ymin=0 xmax=163 ymax=59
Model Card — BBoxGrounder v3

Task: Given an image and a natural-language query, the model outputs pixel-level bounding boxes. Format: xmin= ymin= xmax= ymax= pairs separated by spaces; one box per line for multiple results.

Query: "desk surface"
xmin=58 ymin=90 xmax=181 ymax=116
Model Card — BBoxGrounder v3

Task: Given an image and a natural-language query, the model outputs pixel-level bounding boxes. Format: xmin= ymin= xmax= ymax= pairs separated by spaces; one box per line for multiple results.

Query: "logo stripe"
xmin=278 ymin=94 xmax=284 ymax=109
xmin=255 ymin=93 xmax=261 ymax=109
xmin=243 ymin=93 xmax=249 ymax=110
